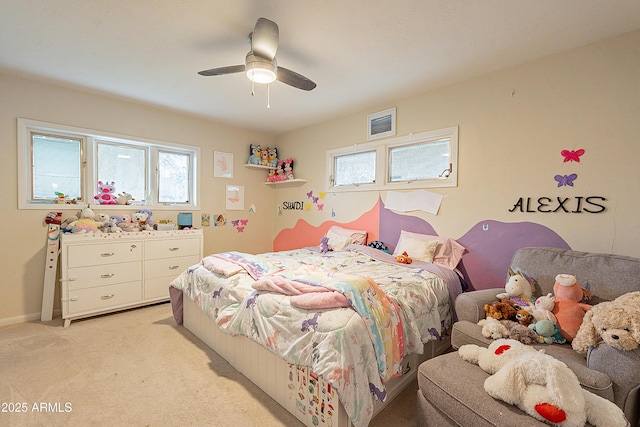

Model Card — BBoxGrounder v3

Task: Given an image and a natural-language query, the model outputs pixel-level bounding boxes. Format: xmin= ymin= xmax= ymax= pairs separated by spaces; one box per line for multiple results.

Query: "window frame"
xmin=326 ymin=126 xmax=458 ymax=193
xmin=17 ymin=118 xmax=200 ymax=210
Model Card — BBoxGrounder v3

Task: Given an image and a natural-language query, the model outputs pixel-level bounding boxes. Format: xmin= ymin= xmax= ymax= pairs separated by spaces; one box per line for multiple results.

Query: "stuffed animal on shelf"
xmin=268 ymin=147 xmax=279 ymax=168
xmin=260 ymin=146 xmax=270 ymax=166
xmin=248 ymin=144 xmax=261 ymax=165
xmin=552 ymin=274 xmax=593 ymax=342
xmin=116 ymin=192 xmax=134 ymax=205
xmin=478 ymin=317 xmax=509 ymax=340
xmin=283 ymin=158 xmax=294 ymax=180
xmin=496 ymin=273 xmax=535 ymax=311
xmin=118 ymin=214 xmax=137 ymax=232
xmin=65 ymin=206 xmax=101 ymax=233
xmin=395 ymin=251 xmax=412 ymax=264
xmin=483 ymin=299 xmax=518 ymax=321
xmin=572 ymin=291 xmax=640 ymax=352
xmin=94 ymin=180 xmax=118 ymax=205
xmin=459 ymin=339 xmax=629 ymax=427
xmin=132 ymin=211 xmax=152 ymax=231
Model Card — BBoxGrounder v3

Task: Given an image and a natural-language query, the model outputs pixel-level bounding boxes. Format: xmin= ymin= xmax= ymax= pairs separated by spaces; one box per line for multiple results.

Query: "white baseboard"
xmin=0 ymin=309 xmax=61 ymax=327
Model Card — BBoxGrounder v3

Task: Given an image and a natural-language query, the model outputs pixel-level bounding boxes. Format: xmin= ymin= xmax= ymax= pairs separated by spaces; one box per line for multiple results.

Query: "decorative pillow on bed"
xmin=393 ymin=233 xmax=438 ymax=263
xmin=393 ymin=230 xmax=466 ymax=269
xmin=324 ymin=225 xmax=368 ymax=250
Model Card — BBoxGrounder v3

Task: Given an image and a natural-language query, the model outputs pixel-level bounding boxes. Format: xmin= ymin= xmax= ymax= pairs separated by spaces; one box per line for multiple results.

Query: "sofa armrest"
xmin=454 ymin=288 xmax=503 ymax=323
xmin=586 ymin=344 xmax=640 ymax=426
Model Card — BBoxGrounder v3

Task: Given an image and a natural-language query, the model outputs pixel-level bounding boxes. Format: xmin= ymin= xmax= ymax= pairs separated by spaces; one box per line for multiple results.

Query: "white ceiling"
xmin=2 ymin=1 xmax=640 ymax=136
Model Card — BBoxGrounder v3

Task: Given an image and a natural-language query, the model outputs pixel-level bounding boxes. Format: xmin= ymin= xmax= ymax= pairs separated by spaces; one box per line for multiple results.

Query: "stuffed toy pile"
xmin=459 ymin=339 xmax=628 ymax=426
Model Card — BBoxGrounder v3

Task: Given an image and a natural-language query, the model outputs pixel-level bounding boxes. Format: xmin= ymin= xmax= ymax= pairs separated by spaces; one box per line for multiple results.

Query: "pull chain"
xmin=267 ymin=84 xmax=271 ymax=109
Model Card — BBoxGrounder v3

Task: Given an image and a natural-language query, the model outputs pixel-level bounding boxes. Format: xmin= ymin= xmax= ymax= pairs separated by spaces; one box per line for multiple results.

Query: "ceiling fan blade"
xmin=277 ymin=67 xmax=316 ymax=91
xmin=251 ymin=18 xmax=279 ymax=60
xmin=198 ymin=65 xmax=245 ymax=76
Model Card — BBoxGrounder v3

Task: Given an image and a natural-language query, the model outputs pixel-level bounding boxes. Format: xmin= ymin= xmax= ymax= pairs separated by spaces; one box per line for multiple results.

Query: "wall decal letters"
xmin=509 ymin=196 xmax=606 ymax=214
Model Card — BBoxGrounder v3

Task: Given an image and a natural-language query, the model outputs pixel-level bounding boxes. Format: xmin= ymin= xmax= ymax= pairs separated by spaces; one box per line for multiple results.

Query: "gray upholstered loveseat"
xmin=417 ymin=247 xmax=640 ymax=426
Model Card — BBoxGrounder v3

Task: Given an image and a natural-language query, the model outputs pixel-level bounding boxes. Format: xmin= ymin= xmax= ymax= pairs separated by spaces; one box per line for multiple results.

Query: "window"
xmin=17 ymin=118 xmax=199 ymax=210
xmin=326 ymin=126 xmax=458 ymax=192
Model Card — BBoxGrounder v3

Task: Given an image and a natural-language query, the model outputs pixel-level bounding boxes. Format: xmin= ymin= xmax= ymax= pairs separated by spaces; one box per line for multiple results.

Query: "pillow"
xmin=324 ymin=225 xmax=368 ymax=250
xmin=393 ymin=234 xmax=438 ymax=263
xmin=392 ymin=230 xmax=466 ymax=269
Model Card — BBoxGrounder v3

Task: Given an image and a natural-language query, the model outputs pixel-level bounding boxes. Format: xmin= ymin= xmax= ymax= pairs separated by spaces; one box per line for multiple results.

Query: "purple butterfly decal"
xmin=312 ymin=196 xmax=319 ymax=204
xmin=240 ymin=219 xmax=248 ymax=226
xmin=554 ymin=173 xmax=578 ymax=187
xmin=306 ymin=190 xmax=313 ymax=199
xmin=231 ymin=219 xmax=240 ymax=227
xmin=561 ymin=149 xmax=585 ymax=163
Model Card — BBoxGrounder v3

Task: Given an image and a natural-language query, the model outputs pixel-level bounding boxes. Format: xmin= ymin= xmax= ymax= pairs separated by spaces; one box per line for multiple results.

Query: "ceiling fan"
xmin=198 ymin=18 xmax=316 ymax=92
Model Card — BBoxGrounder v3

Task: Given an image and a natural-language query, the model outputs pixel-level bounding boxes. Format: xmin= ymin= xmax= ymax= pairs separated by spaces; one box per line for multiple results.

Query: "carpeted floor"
xmin=0 ymin=302 xmax=417 ymax=427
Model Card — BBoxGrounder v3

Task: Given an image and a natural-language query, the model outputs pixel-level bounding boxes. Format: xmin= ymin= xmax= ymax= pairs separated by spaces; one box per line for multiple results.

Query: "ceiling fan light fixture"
xmin=245 ymin=54 xmax=277 ymax=84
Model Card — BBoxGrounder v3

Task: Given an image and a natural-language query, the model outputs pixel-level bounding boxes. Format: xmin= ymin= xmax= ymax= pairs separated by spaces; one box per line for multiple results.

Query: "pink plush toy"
xmin=552 ymin=274 xmax=593 ymax=342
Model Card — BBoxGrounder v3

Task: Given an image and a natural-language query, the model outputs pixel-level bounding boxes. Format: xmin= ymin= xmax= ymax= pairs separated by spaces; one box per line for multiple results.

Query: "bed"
xmin=169 ymin=229 xmax=465 ymax=427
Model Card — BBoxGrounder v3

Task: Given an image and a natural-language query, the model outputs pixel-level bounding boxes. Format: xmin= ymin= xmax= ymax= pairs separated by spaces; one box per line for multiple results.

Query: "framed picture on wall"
xmin=367 ymin=107 xmax=396 ymax=140
xmin=214 ymin=151 xmax=233 ymax=178
xmin=225 ymin=185 xmax=244 ymax=210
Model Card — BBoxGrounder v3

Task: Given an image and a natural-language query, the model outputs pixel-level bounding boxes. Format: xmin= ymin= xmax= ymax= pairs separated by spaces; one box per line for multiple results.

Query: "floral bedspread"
xmin=170 ymin=246 xmax=461 ymax=427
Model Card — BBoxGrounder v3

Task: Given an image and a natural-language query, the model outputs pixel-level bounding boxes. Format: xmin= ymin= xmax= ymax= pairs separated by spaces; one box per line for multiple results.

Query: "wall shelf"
xmin=245 ymin=163 xmax=275 ymax=170
xmin=264 ymin=179 xmax=307 ymax=186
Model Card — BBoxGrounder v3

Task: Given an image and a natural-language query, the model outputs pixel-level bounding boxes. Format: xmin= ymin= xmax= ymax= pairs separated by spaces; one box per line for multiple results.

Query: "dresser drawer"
xmin=67 ymin=261 xmax=142 ymax=290
xmin=144 ymin=238 xmax=201 ymax=260
xmin=67 ymin=241 xmax=142 ymax=268
xmin=144 ymin=255 xmax=200 ymax=280
xmin=66 ymin=281 xmax=142 ymax=316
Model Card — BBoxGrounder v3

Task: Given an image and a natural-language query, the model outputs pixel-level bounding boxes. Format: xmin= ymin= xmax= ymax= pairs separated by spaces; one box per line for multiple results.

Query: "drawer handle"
xmin=101 ymin=273 xmax=115 ymax=278
xmin=101 ymin=252 xmax=115 ymax=257
xmin=101 ymin=294 xmax=115 ymax=300
xmin=168 ymin=247 xmax=180 ymax=251
xmin=169 ymin=265 xmax=180 ymax=270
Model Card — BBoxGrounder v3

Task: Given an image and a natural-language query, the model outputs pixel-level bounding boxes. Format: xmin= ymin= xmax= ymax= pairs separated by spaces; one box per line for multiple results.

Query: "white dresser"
xmin=60 ymin=229 xmax=203 ymax=327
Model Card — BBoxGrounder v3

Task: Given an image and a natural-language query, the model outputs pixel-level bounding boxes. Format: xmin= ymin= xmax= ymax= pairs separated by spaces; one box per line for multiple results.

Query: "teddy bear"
xmin=501 ymin=320 xmax=542 ymax=345
xmin=484 ymin=299 xmax=518 ymax=321
xmin=459 ymin=339 xmax=629 ymax=427
xmin=533 ymin=292 xmax=558 ymax=323
xmin=478 ymin=317 xmax=509 ymax=340
xmin=496 ymin=273 xmax=535 ymax=311
xmin=552 ymin=274 xmax=593 ymax=342
xmin=572 ymin=291 xmax=640 ymax=353
xmin=95 ymin=213 xmax=122 ymax=233
xmin=136 ymin=208 xmax=154 ymax=228
xmin=117 ymin=214 xmax=137 ymax=232
xmin=132 ymin=211 xmax=152 ymax=231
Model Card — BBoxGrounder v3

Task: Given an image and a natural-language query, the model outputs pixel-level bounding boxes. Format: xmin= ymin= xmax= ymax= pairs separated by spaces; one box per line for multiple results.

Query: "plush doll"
xmin=459 ymin=339 xmax=629 ymax=427
xmin=268 ymin=147 xmax=279 ymax=168
xmin=552 ymin=274 xmax=593 ymax=342
xmin=260 ymin=146 xmax=270 ymax=166
xmin=248 ymin=144 xmax=261 ymax=165
xmin=395 ymin=251 xmax=412 ymax=264
xmin=118 ymin=214 xmax=137 ymax=232
xmin=530 ymin=319 xmax=566 ymax=344
xmin=572 ymin=291 xmax=640 ymax=352
xmin=483 ymin=299 xmax=517 ymax=321
xmin=533 ymin=293 xmax=558 ymax=323
xmin=320 ymin=236 xmax=330 ymax=253
xmin=116 ymin=192 xmax=133 ymax=205
xmin=95 ymin=213 xmax=122 ymax=233
xmin=515 ymin=308 xmax=535 ymax=326
xmin=136 ymin=208 xmax=154 ymax=227
xmin=94 ymin=180 xmax=118 ymax=205
xmin=132 ymin=211 xmax=152 ymax=231
xmin=284 ymin=158 xmax=294 ymax=180
xmin=478 ymin=317 xmax=509 ymax=340
xmin=501 ymin=320 xmax=541 ymax=345
xmin=65 ymin=206 xmax=101 ymax=233
xmin=496 ymin=273 xmax=535 ymax=311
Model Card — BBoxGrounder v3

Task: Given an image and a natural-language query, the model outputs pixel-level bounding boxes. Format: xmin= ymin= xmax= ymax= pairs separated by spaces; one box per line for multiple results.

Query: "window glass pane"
xmin=158 ymin=151 xmax=190 ymax=203
xmin=389 ymin=140 xmax=450 ymax=182
xmin=333 ymin=151 xmax=376 ymax=186
xmin=97 ymin=142 xmax=146 ymax=201
xmin=32 ymin=133 xmax=82 ymax=200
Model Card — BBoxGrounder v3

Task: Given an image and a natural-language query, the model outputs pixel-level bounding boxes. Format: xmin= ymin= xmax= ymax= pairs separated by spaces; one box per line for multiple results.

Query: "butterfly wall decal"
xmin=561 ymin=149 xmax=585 ymax=162
xmin=554 ymin=173 xmax=578 ymax=187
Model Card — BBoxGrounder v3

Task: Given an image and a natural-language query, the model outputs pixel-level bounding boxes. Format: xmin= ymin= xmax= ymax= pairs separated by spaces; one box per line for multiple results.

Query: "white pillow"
xmin=324 ymin=225 xmax=368 ymax=250
xmin=393 ymin=235 xmax=438 ymax=263
xmin=392 ymin=230 xmax=466 ymax=268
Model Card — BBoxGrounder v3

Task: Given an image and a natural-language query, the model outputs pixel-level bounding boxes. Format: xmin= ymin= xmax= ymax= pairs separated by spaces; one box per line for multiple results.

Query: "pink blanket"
xmin=253 ymin=275 xmax=351 ymax=309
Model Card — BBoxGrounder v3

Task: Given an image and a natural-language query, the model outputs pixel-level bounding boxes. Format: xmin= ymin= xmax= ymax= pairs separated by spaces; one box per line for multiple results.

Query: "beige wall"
xmin=274 ymin=31 xmax=640 ymax=257
xmin=1 ymin=73 xmax=276 ymax=324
